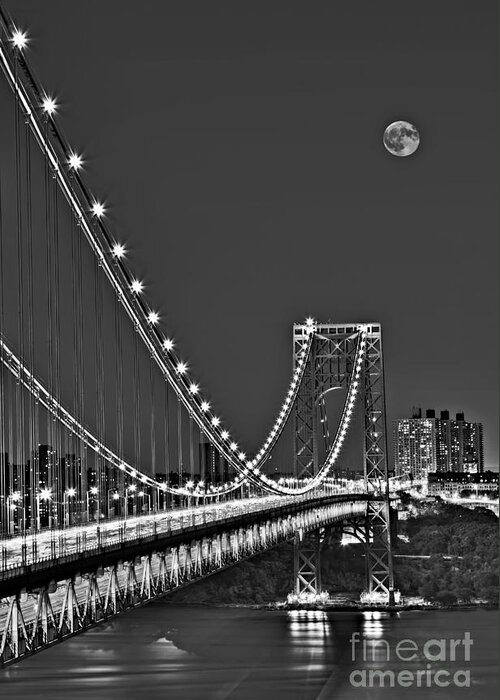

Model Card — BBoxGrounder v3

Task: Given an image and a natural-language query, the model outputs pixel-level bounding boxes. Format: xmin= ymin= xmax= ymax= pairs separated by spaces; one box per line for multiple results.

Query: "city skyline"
xmin=393 ymin=407 xmax=484 ymax=479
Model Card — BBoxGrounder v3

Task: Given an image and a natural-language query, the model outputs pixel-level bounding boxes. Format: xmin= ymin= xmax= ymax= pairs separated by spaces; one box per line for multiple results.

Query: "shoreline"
xmin=162 ymin=600 xmax=498 ymax=613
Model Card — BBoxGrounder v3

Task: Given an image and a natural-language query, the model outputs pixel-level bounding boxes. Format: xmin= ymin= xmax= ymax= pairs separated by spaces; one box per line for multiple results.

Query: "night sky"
xmin=5 ymin=0 xmax=499 ymax=467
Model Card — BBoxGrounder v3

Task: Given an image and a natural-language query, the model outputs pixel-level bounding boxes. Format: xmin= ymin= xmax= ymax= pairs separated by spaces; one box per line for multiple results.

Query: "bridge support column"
xmin=364 ymin=500 xmax=395 ymax=605
xmin=293 ymin=530 xmax=322 ymax=598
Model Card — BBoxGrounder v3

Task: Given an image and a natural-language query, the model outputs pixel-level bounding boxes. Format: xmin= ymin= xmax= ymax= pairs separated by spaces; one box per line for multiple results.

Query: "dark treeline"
xmin=395 ymin=496 xmax=498 ymax=605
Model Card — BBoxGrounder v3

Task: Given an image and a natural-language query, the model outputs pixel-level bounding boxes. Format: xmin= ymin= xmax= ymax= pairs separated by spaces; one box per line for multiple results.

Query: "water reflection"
xmin=361 ymin=610 xmax=386 ymax=639
xmin=0 ymin=607 xmax=496 ymax=700
xmin=288 ymin=610 xmax=331 ymax=641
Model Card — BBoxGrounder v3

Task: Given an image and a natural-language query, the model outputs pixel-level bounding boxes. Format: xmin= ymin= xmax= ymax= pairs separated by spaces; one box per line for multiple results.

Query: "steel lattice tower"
xmin=293 ymin=322 xmax=395 ymax=603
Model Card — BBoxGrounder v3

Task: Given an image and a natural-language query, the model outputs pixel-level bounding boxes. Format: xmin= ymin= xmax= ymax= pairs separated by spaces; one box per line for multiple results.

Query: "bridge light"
xmin=12 ymin=29 xmax=28 ymax=49
xmin=91 ymin=201 xmax=105 ymax=218
xmin=238 ymin=452 xmax=246 ymax=460
xmin=118 ymin=463 xmax=125 ymax=470
xmin=112 ymin=243 xmax=126 ymax=258
xmin=10 ymin=492 xmax=21 ymax=502
xmin=131 ymin=279 xmax=143 ymax=294
xmin=221 ymin=430 xmax=229 ymax=440
xmin=211 ymin=416 xmax=220 ymax=427
xmin=128 ymin=484 xmax=136 ymax=492
xmin=306 ymin=317 xmax=315 ymax=326
xmin=113 ymin=492 xmax=120 ymax=500
xmin=189 ymin=383 xmax=199 ymax=395
xmin=89 ymin=487 xmax=98 ymax=495
xmin=230 ymin=442 xmax=237 ymax=451
xmin=176 ymin=361 xmax=187 ymax=374
xmin=163 ymin=338 xmax=174 ymax=351
xmin=201 ymin=400 xmax=210 ymax=412
xmin=68 ymin=152 xmax=83 ymax=170
xmin=148 ymin=311 xmax=159 ymax=325
xmin=66 ymin=487 xmax=76 ymax=497
xmin=42 ymin=96 xmax=57 ymax=115
xmin=186 ymin=480 xmax=194 ymax=489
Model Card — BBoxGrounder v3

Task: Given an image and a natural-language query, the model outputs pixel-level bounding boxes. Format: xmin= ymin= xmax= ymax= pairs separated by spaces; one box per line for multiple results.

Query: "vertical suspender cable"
xmin=0 ymin=173 xmax=6 ymax=532
xmin=77 ymin=210 xmax=86 ymax=514
xmin=94 ymin=252 xmax=105 ymax=520
xmin=163 ymin=379 xmax=170 ymax=510
xmin=71 ymin=178 xmax=80 ymax=511
xmin=25 ymin=116 xmax=37 ymax=532
xmin=189 ymin=414 xmax=194 ymax=480
xmin=52 ymin=177 xmax=63 ymax=525
xmin=114 ymin=291 xmax=124 ymax=508
xmin=43 ymin=118 xmax=54 ymax=523
xmin=149 ymin=356 xmax=155 ymax=513
xmin=133 ymin=330 xmax=141 ymax=475
xmin=177 ymin=399 xmax=183 ymax=489
xmin=14 ymin=55 xmax=26 ymax=529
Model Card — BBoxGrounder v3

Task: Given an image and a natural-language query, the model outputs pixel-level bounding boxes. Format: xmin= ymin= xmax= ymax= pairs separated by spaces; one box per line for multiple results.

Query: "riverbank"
xmin=162 ymin=599 xmax=498 ymax=613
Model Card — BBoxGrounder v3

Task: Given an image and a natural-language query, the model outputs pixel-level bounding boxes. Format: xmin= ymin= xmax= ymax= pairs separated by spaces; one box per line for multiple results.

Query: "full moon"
xmin=383 ymin=120 xmax=420 ymax=157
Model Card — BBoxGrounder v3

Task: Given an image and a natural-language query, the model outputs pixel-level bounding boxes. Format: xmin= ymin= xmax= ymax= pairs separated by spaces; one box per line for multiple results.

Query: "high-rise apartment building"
xmin=394 ymin=408 xmax=484 ymax=478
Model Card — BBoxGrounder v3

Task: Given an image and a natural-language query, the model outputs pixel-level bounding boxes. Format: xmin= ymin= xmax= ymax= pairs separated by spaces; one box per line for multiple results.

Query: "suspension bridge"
xmin=0 ymin=8 xmax=396 ymax=665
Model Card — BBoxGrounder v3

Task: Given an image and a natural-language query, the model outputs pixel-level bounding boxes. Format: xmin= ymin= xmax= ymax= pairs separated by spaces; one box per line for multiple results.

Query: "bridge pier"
xmin=293 ymin=530 xmax=322 ymax=598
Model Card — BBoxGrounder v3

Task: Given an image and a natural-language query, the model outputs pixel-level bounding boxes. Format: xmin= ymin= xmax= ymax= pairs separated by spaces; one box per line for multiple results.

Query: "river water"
xmin=0 ymin=605 xmax=497 ymax=699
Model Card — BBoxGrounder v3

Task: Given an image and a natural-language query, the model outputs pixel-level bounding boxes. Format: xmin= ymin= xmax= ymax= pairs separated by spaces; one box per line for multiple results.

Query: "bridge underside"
xmin=0 ymin=496 xmax=366 ymax=665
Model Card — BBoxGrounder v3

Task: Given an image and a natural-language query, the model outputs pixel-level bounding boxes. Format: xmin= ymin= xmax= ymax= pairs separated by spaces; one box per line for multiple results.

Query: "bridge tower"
xmin=293 ymin=322 xmax=395 ymax=603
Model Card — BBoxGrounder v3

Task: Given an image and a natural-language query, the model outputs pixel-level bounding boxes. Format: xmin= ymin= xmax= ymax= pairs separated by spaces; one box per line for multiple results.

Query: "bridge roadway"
xmin=0 ymin=490 xmax=369 ymax=663
xmin=1 ymin=487 xmax=363 ymax=573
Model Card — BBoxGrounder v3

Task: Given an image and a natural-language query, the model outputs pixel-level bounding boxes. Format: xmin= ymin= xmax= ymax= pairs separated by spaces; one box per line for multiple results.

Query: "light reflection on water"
xmin=0 ymin=606 xmax=496 ymax=700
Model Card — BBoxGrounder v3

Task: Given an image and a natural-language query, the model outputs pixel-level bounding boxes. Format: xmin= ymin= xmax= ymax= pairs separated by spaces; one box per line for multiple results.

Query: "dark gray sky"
xmin=7 ymin=0 xmax=499 ymax=467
